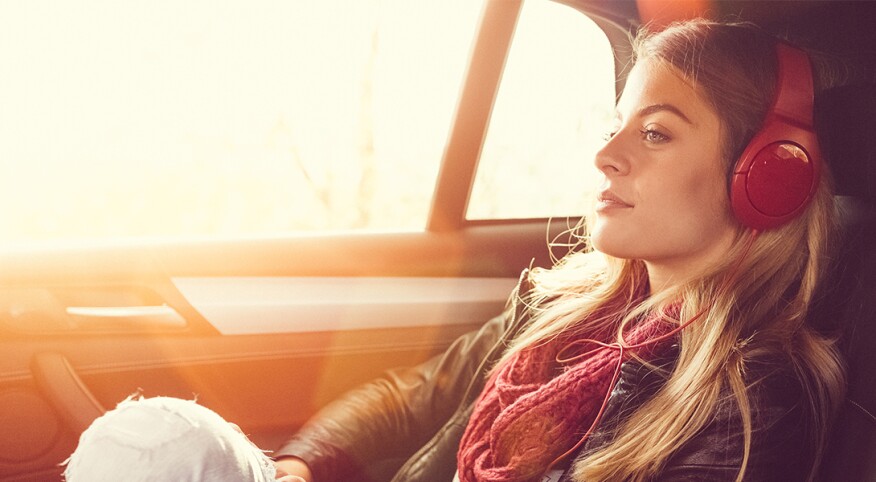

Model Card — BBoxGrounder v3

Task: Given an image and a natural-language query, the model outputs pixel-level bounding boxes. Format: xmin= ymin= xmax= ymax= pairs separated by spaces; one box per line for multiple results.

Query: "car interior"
xmin=0 ymin=1 xmax=873 ymax=481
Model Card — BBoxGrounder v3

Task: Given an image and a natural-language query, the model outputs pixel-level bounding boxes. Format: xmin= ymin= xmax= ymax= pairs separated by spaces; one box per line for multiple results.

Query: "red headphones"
xmin=730 ymin=43 xmax=822 ymax=231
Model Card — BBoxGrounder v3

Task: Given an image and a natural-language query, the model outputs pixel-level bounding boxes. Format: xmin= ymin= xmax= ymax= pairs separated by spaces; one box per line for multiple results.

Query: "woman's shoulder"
xmin=734 ymin=354 xmax=813 ymax=448
xmin=712 ymin=356 xmax=811 ymax=479
xmin=703 ymin=353 xmax=807 ymax=442
xmin=741 ymin=354 xmax=805 ymax=413
xmin=659 ymin=355 xmax=811 ymax=480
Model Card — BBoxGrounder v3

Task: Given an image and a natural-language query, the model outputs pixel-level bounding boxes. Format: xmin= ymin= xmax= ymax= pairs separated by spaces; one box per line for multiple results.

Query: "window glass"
xmin=467 ymin=0 xmax=615 ymax=220
xmin=0 ymin=0 xmax=484 ymax=245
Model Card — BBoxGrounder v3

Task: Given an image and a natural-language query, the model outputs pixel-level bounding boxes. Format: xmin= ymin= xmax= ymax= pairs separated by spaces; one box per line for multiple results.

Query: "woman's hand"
xmin=227 ymin=423 xmax=311 ymax=481
xmin=274 ymin=457 xmax=313 ymax=482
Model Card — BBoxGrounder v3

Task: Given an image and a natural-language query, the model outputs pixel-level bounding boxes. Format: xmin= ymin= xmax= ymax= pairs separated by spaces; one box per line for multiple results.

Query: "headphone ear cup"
xmin=731 ymin=138 xmax=817 ymax=230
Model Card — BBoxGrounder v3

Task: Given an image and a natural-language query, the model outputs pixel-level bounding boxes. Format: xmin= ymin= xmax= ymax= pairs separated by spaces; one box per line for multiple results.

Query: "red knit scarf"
xmin=456 ymin=305 xmax=678 ymax=482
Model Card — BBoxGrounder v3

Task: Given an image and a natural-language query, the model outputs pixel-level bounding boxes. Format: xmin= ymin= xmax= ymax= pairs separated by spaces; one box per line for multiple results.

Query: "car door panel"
xmin=0 ymin=221 xmax=555 ymax=481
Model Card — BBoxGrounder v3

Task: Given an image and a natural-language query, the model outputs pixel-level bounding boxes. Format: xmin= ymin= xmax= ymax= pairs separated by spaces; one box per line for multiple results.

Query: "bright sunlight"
xmin=0 ymin=0 xmax=484 ymax=245
xmin=0 ymin=0 xmax=613 ymax=246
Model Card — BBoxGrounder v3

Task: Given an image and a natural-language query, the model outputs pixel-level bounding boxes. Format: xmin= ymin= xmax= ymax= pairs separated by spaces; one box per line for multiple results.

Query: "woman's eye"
xmin=640 ymin=128 xmax=670 ymax=143
xmin=602 ymin=130 xmax=617 ymax=141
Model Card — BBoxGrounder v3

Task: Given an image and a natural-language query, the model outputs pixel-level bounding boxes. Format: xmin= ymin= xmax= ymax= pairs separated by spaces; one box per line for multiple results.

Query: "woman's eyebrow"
xmin=637 ymin=103 xmax=694 ymax=125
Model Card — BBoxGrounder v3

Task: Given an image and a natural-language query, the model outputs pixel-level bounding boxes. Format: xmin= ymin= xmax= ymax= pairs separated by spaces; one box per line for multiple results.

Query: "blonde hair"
xmin=499 ymin=20 xmax=845 ymax=481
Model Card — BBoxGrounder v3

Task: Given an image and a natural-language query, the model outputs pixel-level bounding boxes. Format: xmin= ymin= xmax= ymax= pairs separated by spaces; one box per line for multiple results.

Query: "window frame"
xmin=428 ymin=0 xmax=632 ymax=232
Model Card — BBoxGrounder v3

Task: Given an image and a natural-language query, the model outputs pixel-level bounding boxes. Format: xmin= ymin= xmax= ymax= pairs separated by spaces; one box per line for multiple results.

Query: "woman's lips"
xmin=596 ymin=190 xmax=633 ymax=211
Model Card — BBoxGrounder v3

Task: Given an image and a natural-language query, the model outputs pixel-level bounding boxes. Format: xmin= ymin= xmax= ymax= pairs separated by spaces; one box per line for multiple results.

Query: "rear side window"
xmin=466 ymin=1 xmax=615 ymax=221
xmin=0 ymin=1 xmax=484 ymax=245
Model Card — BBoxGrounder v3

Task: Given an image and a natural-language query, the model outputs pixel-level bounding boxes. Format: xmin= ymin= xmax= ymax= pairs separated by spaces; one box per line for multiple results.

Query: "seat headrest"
xmin=815 ymin=84 xmax=876 ymax=200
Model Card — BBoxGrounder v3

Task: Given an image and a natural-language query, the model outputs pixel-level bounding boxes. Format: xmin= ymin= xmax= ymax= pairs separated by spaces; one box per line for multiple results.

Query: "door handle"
xmin=65 ymin=305 xmax=187 ymax=329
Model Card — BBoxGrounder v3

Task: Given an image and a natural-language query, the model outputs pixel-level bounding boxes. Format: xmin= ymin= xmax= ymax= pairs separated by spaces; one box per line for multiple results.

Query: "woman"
xmin=273 ymin=19 xmax=846 ymax=481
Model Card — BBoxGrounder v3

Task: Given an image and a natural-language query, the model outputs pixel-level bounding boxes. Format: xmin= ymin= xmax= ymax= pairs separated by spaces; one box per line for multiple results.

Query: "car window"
xmin=0 ymin=0 xmax=484 ymax=246
xmin=466 ymin=0 xmax=615 ymax=221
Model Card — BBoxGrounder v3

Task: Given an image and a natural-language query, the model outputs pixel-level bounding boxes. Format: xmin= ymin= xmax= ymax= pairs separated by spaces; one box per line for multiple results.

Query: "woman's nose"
xmin=594 ymin=132 xmax=630 ymax=176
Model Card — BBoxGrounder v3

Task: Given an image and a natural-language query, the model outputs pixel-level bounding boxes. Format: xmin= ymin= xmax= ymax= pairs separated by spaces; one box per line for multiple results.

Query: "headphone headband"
xmin=772 ymin=43 xmax=816 ymax=127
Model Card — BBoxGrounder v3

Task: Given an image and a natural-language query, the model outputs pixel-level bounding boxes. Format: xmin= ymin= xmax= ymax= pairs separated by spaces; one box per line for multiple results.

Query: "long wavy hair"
xmin=498 ymin=20 xmax=845 ymax=481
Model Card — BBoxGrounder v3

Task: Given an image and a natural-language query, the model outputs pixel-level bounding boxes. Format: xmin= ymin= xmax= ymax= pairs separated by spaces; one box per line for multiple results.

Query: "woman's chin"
xmin=591 ymin=235 xmax=625 ymax=259
xmin=590 ymin=227 xmax=640 ymax=260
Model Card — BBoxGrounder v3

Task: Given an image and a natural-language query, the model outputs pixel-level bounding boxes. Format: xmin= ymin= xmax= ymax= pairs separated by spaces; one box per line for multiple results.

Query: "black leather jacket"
xmin=275 ymin=272 xmax=811 ymax=481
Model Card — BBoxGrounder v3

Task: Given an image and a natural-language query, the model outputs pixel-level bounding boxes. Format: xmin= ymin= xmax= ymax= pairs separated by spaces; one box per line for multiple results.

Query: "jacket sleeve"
xmin=273 ymin=280 xmax=525 ymax=482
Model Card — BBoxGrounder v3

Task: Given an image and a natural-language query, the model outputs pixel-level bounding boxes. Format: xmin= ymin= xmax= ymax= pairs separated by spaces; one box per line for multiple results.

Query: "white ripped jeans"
xmin=64 ymin=396 xmax=279 ymax=482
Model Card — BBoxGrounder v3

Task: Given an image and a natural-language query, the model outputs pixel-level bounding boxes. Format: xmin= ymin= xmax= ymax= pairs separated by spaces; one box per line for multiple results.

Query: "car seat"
xmin=813 ymin=83 xmax=876 ymax=481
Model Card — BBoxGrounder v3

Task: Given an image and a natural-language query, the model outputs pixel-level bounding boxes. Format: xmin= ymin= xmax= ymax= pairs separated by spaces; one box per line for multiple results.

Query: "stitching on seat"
xmin=849 ymin=399 xmax=876 ymax=424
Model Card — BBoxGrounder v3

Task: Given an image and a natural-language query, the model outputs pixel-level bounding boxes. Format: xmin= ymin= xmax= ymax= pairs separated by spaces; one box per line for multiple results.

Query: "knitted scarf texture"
xmin=456 ymin=306 xmax=678 ymax=482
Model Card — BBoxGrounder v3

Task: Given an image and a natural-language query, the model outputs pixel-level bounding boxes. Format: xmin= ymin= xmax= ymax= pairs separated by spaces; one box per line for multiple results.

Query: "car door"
xmin=0 ymin=1 xmax=623 ymax=480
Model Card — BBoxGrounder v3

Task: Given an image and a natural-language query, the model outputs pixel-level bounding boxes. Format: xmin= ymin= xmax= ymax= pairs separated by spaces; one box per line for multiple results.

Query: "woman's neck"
xmin=644 ymin=231 xmax=736 ymax=296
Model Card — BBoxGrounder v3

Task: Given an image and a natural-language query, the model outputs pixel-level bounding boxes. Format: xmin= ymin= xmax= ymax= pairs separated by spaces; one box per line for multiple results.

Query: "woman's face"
xmin=591 ymin=58 xmax=739 ymax=289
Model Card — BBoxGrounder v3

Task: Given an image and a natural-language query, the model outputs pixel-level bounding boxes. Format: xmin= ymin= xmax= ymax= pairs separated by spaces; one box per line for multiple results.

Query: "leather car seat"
xmin=812 ymin=83 xmax=876 ymax=481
